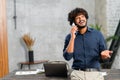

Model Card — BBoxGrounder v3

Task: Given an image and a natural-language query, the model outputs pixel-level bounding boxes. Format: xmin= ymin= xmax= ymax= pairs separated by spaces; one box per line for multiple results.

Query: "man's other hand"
xmin=101 ymin=50 xmax=113 ymax=59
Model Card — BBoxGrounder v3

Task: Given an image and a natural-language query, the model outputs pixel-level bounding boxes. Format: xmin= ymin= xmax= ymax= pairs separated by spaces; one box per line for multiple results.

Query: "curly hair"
xmin=68 ymin=8 xmax=89 ymax=25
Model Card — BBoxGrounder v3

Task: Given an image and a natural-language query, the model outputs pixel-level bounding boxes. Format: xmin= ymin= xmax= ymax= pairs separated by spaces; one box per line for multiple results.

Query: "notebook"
xmin=43 ymin=61 xmax=68 ymax=77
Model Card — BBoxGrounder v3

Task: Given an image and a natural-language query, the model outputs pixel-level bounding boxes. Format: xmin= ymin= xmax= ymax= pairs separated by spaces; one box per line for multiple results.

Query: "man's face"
xmin=75 ymin=14 xmax=87 ymax=29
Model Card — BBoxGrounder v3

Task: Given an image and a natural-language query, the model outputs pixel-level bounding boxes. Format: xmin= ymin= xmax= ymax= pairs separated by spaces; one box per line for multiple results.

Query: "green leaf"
xmin=106 ymin=36 xmax=119 ymax=42
xmin=90 ymin=24 xmax=102 ymax=31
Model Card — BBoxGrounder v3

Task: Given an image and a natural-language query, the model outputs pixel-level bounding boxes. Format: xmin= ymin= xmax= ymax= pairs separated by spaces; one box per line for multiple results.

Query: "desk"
xmin=2 ymin=69 xmax=120 ymax=80
xmin=2 ymin=70 xmax=69 ymax=80
xmin=20 ymin=60 xmax=48 ymax=69
xmin=102 ymin=69 xmax=120 ymax=80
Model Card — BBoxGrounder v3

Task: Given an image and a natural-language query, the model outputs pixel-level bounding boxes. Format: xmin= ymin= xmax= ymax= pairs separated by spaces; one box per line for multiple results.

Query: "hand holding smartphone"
xmin=71 ymin=23 xmax=78 ymax=35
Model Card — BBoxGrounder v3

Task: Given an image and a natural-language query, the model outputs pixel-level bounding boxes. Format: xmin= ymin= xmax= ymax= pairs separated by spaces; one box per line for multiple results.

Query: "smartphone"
xmin=72 ymin=23 xmax=75 ymax=26
xmin=72 ymin=23 xmax=77 ymax=35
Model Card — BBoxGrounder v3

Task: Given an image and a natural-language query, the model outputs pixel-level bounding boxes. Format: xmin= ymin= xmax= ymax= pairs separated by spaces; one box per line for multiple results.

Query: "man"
xmin=63 ymin=8 xmax=112 ymax=71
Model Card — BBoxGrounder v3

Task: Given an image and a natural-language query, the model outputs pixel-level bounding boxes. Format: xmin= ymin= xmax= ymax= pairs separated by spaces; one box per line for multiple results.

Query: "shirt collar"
xmin=87 ymin=26 xmax=92 ymax=32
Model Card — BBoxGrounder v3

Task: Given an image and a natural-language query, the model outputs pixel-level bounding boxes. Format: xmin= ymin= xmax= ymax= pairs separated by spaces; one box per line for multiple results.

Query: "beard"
xmin=76 ymin=24 xmax=86 ymax=29
xmin=76 ymin=22 xmax=87 ymax=29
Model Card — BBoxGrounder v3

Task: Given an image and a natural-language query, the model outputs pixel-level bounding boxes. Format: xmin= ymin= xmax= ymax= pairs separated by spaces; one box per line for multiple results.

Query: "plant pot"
xmin=28 ymin=50 xmax=34 ymax=62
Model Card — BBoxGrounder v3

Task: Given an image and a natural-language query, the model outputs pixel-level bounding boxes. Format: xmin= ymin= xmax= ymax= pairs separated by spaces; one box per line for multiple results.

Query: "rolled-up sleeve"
xmin=63 ymin=34 xmax=73 ymax=61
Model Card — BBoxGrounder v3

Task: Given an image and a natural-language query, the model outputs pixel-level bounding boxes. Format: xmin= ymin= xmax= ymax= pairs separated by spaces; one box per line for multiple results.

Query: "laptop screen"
xmin=43 ymin=61 xmax=68 ymax=77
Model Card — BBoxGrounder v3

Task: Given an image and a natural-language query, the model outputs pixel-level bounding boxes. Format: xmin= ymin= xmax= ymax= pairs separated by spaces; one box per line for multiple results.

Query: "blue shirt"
xmin=63 ymin=27 xmax=107 ymax=70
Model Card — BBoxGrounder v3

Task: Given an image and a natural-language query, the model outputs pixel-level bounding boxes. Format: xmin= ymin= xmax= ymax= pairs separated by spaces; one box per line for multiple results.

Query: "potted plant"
xmin=22 ymin=33 xmax=35 ymax=62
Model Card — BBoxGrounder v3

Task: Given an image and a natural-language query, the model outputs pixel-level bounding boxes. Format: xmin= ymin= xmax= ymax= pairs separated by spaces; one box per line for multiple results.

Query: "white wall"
xmin=6 ymin=0 xmax=95 ymax=72
xmin=95 ymin=0 xmax=107 ymax=37
xmin=106 ymin=0 xmax=120 ymax=36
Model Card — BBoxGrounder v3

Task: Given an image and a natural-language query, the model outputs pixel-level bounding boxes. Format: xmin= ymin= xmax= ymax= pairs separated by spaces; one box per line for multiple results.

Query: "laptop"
xmin=43 ymin=61 xmax=68 ymax=77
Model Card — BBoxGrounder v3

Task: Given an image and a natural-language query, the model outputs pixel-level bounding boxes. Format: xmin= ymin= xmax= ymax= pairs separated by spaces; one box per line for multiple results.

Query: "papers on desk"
xmin=15 ymin=69 xmax=45 ymax=75
xmin=100 ymin=72 xmax=107 ymax=76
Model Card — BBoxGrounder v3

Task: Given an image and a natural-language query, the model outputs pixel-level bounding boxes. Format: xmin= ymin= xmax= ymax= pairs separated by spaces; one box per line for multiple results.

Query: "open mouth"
xmin=79 ymin=20 xmax=85 ymax=24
